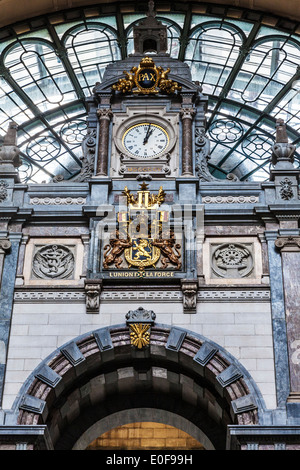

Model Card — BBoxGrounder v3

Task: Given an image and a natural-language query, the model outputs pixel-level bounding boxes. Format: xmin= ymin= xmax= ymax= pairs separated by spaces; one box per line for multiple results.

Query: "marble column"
xmin=275 ymin=236 xmax=300 ymax=401
xmin=265 ymin=230 xmax=290 ymax=406
xmin=180 ymin=107 xmax=195 ymax=176
xmin=96 ymin=108 xmax=112 ymax=176
xmin=0 ymin=239 xmax=11 ymax=285
xmin=0 ymin=234 xmax=21 ymax=405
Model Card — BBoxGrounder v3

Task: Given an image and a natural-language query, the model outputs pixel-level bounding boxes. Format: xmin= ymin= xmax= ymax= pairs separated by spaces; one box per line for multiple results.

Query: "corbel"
xmin=84 ymin=279 xmax=102 ymax=314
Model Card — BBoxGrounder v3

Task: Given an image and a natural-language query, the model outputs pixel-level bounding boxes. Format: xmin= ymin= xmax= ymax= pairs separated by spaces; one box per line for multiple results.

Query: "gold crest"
xmin=102 ymin=183 xmax=182 ymax=273
xmin=112 ymin=57 xmax=181 ymax=95
xmin=129 ymin=323 xmax=151 ymax=349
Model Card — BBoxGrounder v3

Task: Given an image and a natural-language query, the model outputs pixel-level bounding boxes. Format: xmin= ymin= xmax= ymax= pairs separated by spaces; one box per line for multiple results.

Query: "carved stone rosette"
xmin=84 ymin=279 xmax=103 ymax=314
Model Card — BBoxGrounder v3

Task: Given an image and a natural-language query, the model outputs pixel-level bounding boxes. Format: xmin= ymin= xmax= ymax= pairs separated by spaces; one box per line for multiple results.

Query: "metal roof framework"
xmin=0 ymin=1 xmax=299 ymax=183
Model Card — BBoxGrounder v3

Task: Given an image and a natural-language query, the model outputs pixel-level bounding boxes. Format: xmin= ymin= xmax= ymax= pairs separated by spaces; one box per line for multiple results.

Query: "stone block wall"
xmin=2 ymin=291 xmax=276 ymax=411
xmin=86 ymin=422 xmax=204 ymax=450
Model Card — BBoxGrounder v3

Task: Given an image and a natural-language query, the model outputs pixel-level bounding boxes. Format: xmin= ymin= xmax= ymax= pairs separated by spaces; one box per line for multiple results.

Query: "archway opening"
xmin=15 ymin=324 xmax=262 ymax=450
xmin=86 ymin=422 xmax=205 ymax=450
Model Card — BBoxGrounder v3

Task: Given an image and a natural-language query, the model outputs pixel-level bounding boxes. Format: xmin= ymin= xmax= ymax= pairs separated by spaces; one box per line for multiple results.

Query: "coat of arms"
xmin=111 ymin=57 xmax=181 ymax=95
xmin=103 ymin=183 xmax=181 ymax=274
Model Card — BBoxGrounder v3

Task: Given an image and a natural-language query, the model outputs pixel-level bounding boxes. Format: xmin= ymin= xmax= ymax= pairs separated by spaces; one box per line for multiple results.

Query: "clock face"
xmin=122 ymin=122 xmax=169 ymax=158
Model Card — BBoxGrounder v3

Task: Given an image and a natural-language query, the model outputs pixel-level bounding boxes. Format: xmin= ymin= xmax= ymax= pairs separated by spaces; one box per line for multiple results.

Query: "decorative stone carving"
xmin=181 ymin=279 xmax=198 ymax=313
xmin=0 ymin=239 xmax=11 ymax=253
xmin=275 ymin=236 xmax=300 ymax=252
xmin=30 ymin=197 xmax=86 ymax=205
xmin=132 ymin=1 xmax=168 ymax=55
xmin=0 ymin=238 xmax=11 ymax=285
xmin=126 ymin=306 xmax=156 ymax=324
xmin=111 ymin=56 xmax=181 ymax=96
xmin=279 ymin=177 xmax=294 ymax=200
xmin=126 ymin=306 xmax=156 ymax=349
xmin=0 ymin=121 xmax=21 ymax=170
xmin=271 ymin=119 xmax=296 ymax=167
xmin=14 ymin=288 xmax=271 ymax=303
xmin=128 ymin=323 xmax=151 ymax=349
xmin=84 ymin=279 xmax=102 ymax=314
xmin=102 ymin=184 xmax=182 ymax=273
xmin=0 ymin=180 xmax=8 ymax=203
xmin=211 ymin=243 xmax=254 ymax=278
xmin=97 ymin=108 xmax=113 ymax=121
xmin=195 ymin=126 xmax=215 ymax=182
xmin=75 ymin=128 xmax=97 ymax=181
xmin=195 ymin=126 xmax=240 ymax=183
xmin=202 ymin=195 xmax=259 ymax=204
xmin=180 ymin=107 xmax=196 ymax=120
xmin=14 ymin=290 xmax=86 ymax=302
xmin=53 ymin=127 xmax=97 ymax=183
xmin=32 ymin=245 xmax=75 ymax=280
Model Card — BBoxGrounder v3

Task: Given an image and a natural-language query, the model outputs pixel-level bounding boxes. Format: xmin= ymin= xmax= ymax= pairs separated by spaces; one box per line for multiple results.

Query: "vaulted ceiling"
xmin=1 ymin=0 xmax=300 ymax=28
xmin=0 ymin=1 xmax=300 ymax=183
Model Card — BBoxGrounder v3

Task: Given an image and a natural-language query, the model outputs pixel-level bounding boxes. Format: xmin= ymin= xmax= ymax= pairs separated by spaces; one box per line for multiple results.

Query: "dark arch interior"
xmin=16 ymin=325 xmax=260 ymax=450
xmin=143 ymin=38 xmax=158 ymax=52
xmin=54 ymin=390 xmax=226 ymax=450
xmin=45 ymin=355 xmax=233 ymax=450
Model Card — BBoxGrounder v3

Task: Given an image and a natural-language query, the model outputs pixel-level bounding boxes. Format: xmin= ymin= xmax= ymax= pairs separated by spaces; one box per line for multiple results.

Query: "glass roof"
xmin=0 ymin=2 xmax=300 ymax=183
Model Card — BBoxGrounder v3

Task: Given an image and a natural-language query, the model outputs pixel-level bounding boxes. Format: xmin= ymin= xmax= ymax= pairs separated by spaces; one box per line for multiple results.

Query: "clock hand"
xmin=143 ymin=124 xmax=152 ymax=144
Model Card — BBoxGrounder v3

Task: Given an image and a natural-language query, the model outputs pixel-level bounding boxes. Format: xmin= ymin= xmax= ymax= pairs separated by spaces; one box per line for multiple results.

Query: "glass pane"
xmin=64 ymin=24 xmax=121 ymax=94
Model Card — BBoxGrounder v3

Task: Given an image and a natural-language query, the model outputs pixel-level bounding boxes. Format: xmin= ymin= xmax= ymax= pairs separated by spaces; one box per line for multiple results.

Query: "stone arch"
xmin=12 ymin=323 xmax=266 ymax=450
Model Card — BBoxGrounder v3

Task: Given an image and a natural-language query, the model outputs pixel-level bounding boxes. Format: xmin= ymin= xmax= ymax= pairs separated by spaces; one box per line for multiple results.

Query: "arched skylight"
xmin=0 ymin=2 xmax=299 ymax=183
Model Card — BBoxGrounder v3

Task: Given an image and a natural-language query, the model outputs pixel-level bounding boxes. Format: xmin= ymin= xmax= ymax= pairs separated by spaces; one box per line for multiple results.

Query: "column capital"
xmin=275 ymin=236 xmax=300 ymax=251
xmin=0 ymin=238 xmax=11 ymax=252
xmin=96 ymin=108 xmax=113 ymax=121
xmin=180 ymin=107 xmax=196 ymax=120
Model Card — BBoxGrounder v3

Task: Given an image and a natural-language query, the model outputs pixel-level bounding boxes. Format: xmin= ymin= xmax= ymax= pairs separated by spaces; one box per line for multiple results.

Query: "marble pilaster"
xmin=96 ymin=108 xmax=113 ymax=176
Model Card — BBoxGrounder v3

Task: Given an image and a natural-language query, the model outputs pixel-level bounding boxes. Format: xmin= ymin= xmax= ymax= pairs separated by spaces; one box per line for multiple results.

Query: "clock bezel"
xmin=122 ymin=122 xmax=170 ymax=159
xmin=114 ymin=113 xmax=177 ymax=161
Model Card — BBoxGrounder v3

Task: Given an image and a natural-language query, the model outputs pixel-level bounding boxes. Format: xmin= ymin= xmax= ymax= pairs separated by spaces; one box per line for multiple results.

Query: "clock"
xmin=122 ymin=122 xmax=169 ymax=158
